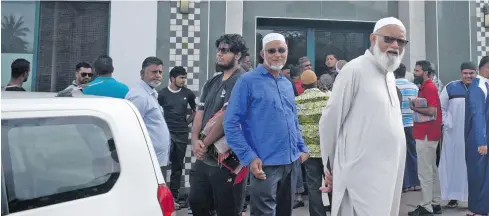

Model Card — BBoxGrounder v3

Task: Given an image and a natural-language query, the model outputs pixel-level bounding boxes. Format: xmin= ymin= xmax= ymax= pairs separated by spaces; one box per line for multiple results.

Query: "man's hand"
xmin=478 ymin=145 xmax=488 ymax=155
xmin=320 ymin=169 xmax=333 ymax=193
xmin=192 ymin=140 xmax=207 ymax=160
xmin=300 ymin=152 xmax=310 ymax=163
xmin=409 ymin=98 xmax=415 ymax=111
xmin=250 ymin=158 xmax=266 ymax=180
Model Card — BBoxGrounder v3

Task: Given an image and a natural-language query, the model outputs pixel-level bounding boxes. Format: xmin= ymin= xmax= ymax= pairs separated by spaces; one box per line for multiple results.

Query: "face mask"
xmin=413 ymin=75 xmax=424 ymax=85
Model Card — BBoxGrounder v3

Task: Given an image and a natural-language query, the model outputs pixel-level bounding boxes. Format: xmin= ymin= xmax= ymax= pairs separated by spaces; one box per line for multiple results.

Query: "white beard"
xmin=372 ymin=41 xmax=404 ymax=72
xmin=264 ymin=58 xmax=285 ymax=71
xmin=148 ymin=80 xmax=161 ymax=88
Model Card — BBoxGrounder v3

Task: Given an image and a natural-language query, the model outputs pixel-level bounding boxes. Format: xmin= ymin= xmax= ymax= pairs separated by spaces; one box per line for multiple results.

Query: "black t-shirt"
xmin=4 ymin=85 xmax=26 ymax=91
xmin=198 ymin=70 xmax=243 ymax=130
xmin=158 ymin=86 xmax=196 ymax=133
xmin=198 ymin=70 xmax=244 ymax=166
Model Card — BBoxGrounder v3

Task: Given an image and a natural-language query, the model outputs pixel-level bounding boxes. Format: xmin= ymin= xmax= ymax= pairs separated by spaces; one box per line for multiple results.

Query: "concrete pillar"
xmin=225 ymin=0 xmax=243 ymax=35
xmin=109 ymin=1 xmax=158 ymax=88
xmin=398 ymin=0 xmax=426 ymax=77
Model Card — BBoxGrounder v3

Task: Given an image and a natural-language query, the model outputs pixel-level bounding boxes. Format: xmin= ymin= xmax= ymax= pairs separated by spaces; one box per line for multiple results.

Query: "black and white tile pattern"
xmin=476 ymin=0 xmax=489 ymax=63
xmin=167 ymin=0 xmax=201 ymax=192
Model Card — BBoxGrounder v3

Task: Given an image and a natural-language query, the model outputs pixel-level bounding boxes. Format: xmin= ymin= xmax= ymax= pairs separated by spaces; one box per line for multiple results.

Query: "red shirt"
xmin=295 ymin=80 xmax=304 ymax=95
xmin=413 ymin=80 xmax=442 ymax=141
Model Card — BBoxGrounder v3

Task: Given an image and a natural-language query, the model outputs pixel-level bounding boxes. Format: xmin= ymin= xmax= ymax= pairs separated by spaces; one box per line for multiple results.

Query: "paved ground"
xmin=176 ymin=191 xmax=469 ymax=215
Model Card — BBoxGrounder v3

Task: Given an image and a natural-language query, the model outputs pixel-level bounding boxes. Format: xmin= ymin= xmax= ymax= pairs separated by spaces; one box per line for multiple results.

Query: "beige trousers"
xmin=416 ymin=136 xmax=442 ymax=212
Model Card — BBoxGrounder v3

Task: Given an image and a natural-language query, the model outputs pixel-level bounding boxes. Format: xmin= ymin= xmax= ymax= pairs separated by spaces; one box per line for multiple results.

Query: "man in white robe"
xmin=438 ymin=62 xmax=476 ymax=207
xmin=319 ymin=17 xmax=406 ymax=216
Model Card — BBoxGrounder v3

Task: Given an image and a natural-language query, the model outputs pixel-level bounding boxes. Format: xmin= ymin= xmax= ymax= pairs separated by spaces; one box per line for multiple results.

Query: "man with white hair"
xmin=224 ymin=33 xmax=309 ymax=216
xmin=318 ymin=17 xmax=407 ymax=215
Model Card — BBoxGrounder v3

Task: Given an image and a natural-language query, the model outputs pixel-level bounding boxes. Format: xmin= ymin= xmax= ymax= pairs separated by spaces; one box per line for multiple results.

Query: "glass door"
xmin=256 ymin=28 xmax=307 ymax=68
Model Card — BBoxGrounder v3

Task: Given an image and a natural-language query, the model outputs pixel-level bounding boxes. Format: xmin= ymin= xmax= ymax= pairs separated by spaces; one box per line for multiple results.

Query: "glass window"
xmin=36 ymin=1 xmax=110 ymax=92
xmin=1 ymin=1 xmax=37 ymax=91
xmin=314 ymin=31 xmax=369 ymax=74
xmin=256 ymin=29 xmax=307 ymax=69
xmin=1 ymin=116 xmax=120 ymax=213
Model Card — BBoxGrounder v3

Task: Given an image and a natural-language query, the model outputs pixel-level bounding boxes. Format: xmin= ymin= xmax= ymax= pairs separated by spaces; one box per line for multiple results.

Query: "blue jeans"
xmin=403 ymin=126 xmax=420 ymax=188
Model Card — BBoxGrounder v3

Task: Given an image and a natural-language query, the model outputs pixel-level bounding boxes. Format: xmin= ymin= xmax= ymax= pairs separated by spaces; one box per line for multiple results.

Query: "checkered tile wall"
xmin=476 ymin=0 xmax=489 ymax=63
xmin=167 ymin=0 xmax=201 ymax=194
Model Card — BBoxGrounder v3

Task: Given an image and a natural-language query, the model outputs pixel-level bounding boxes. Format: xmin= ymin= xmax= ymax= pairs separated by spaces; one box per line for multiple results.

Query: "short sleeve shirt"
xmin=413 ymin=80 xmax=442 ymax=141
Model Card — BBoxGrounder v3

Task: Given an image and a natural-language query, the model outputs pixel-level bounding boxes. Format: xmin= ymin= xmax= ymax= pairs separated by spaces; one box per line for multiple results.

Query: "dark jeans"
xmin=188 ymin=160 xmax=246 ymax=216
xmin=250 ymin=160 xmax=299 ymax=216
xmin=169 ymin=132 xmax=189 ymax=199
xmin=304 ymin=158 xmax=327 ymax=216
xmin=403 ymin=126 xmax=420 ymax=188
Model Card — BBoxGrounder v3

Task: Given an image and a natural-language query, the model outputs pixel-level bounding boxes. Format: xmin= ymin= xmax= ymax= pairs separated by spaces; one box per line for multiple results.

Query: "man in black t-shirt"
xmin=188 ymin=34 xmax=248 ymax=216
xmin=4 ymin=58 xmax=30 ymax=92
xmin=157 ymin=66 xmax=196 ymax=203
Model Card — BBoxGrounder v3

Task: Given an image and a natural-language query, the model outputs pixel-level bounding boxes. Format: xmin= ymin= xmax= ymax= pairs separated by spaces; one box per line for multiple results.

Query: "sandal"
xmin=447 ymin=200 xmax=458 ymax=208
xmin=414 ymin=186 xmax=422 ymax=191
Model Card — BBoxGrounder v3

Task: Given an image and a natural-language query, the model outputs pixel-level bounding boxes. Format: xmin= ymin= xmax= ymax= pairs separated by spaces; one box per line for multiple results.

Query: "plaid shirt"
xmin=295 ymin=88 xmax=329 ymax=158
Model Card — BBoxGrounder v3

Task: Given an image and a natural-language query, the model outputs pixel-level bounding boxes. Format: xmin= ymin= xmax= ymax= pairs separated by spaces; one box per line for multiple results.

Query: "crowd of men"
xmin=3 ymin=16 xmax=489 ymax=216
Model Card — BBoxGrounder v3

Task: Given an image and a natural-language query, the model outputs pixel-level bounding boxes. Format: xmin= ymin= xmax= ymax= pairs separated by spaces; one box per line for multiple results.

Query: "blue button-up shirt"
xmin=125 ymin=80 xmax=170 ymax=166
xmin=224 ymin=64 xmax=308 ymax=166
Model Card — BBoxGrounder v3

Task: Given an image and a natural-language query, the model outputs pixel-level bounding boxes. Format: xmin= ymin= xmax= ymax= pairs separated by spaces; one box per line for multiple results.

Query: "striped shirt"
xmin=396 ymin=78 xmax=419 ymax=127
xmin=296 ymin=88 xmax=329 ymax=158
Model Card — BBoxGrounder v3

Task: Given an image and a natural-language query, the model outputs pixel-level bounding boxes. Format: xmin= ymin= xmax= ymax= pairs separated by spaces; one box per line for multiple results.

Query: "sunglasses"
xmin=375 ymin=34 xmax=408 ymax=47
xmin=81 ymin=73 xmax=93 ymax=77
xmin=266 ymin=47 xmax=287 ymax=54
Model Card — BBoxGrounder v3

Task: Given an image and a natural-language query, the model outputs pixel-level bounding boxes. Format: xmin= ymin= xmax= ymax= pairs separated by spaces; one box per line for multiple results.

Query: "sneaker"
xmin=432 ymin=205 xmax=442 ymax=214
xmin=446 ymin=200 xmax=458 ymax=208
xmin=174 ymin=202 xmax=181 ymax=211
xmin=408 ymin=206 xmax=434 ymax=216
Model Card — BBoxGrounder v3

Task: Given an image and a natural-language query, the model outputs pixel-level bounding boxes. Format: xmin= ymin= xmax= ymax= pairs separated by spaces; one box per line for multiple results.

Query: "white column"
xmin=398 ymin=0 xmax=426 ymax=75
xmin=109 ymin=1 xmax=158 ymax=88
xmin=225 ymin=0 xmax=243 ymax=35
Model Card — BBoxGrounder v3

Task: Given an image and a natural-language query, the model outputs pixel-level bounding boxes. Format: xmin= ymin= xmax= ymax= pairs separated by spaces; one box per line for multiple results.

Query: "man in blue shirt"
xmin=83 ymin=55 xmax=129 ymax=98
xmin=224 ymin=33 xmax=309 ymax=216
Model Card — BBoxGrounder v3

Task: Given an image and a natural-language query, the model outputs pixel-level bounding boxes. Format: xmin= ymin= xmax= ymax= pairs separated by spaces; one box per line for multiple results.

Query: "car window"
xmin=1 ymin=116 xmax=120 ymax=213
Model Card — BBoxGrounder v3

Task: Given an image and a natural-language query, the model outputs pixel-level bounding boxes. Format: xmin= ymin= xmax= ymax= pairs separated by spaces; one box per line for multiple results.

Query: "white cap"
xmin=373 ymin=17 xmax=406 ymax=33
xmin=262 ymin=33 xmax=286 ymax=47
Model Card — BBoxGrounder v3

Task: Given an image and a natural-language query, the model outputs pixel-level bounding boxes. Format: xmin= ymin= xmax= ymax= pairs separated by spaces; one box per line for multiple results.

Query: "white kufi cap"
xmin=262 ymin=33 xmax=286 ymax=47
xmin=373 ymin=17 xmax=406 ymax=33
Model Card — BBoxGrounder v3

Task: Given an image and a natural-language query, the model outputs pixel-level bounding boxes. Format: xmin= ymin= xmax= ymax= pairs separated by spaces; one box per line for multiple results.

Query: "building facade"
xmin=2 ymin=0 xmax=488 ymax=197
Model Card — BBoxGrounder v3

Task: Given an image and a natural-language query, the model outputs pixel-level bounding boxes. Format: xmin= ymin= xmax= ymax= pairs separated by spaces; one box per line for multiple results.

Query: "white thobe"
xmin=439 ymin=81 xmax=469 ymax=201
xmin=319 ymin=50 xmax=406 ymax=216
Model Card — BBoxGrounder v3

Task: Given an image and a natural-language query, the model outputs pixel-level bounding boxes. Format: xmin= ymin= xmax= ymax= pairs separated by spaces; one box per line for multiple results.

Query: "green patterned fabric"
xmin=296 ymin=88 xmax=329 ymax=158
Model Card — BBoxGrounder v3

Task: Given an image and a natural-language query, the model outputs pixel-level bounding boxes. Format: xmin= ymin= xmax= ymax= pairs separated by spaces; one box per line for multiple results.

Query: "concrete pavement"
xmin=176 ymin=191 xmax=469 ymax=215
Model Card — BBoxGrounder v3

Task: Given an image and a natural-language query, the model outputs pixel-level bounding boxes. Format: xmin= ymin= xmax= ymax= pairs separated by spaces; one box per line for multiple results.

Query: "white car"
xmin=1 ymin=92 xmax=175 ymax=216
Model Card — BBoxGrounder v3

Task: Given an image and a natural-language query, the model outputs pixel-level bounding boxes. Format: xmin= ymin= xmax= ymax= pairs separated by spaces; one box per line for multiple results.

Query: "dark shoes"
xmin=432 ymin=205 xmax=442 ymax=214
xmin=447 ymin=200 xmax=458 ymax=208
xmin=293 ymin=200 xmax=305 ymax=209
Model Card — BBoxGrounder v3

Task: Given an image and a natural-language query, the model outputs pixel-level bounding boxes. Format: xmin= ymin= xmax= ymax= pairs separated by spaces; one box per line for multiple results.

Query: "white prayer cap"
xmin=262 ymin=33 xmax=286 ymax=47
xmin=373 ymin=17 xmax=406 ymax=33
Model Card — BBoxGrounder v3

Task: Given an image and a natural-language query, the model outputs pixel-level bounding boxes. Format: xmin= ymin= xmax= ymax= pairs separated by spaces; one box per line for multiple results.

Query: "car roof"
xmin=1 ymin=91 xmax=130 ymax=113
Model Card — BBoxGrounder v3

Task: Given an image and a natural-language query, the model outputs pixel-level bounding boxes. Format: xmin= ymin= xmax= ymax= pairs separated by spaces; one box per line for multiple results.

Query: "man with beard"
xmin=188 ymin=34 xmax=248 ymax=216
xmin=464 ymin=56 xmax=489 ymax=216
xmin=62 ymin=62 xmax=94 ymax=93
xmin=409 ymin=60 xmax=443 ymax=216
xmin=318 ymin=17 xmax=406 ymax=216
xmin=157 ymin=66 xmax=196 ymax=208
xmin=5 ymin=58 xmax=30 ymax=91
xmin=438 ymin=62 xmax=476 ymax=208
xmin=125 ymin=56 xmax=171 ymax=178
xmin=224 ymin=33 xmax=309 ymax=216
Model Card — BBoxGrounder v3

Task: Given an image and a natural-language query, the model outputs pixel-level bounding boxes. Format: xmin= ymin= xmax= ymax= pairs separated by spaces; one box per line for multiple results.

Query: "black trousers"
xmin=303 ymin=158 xmax=328 ymax=216
xmin=188 ymin=160 xmax=246 ymax=216
xmin=169 ymin=132 xmax=189 ymax=199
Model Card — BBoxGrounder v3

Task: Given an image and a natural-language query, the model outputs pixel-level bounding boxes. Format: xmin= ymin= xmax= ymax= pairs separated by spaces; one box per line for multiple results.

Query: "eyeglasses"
xmin=81 ymin=73 xmax=93 ymax=77
xmin=266 ymin=47 xmax=287 ymax=54
xmin=375 ymin=34 xmax=409 ymax=47
xmin=217 ymin=47 xmax=231 ymax=54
